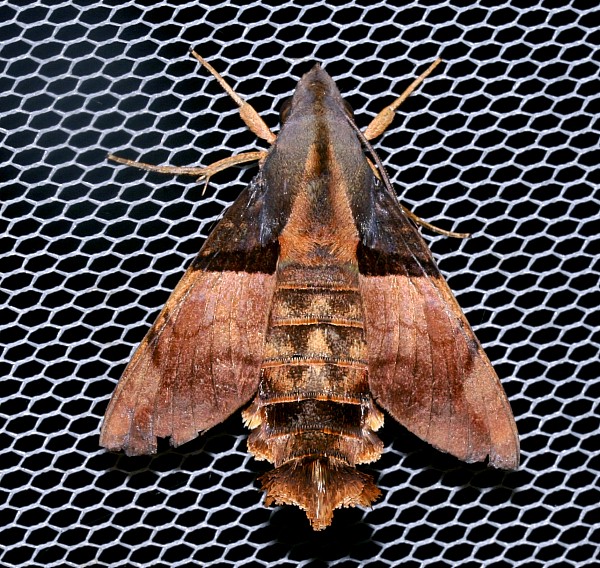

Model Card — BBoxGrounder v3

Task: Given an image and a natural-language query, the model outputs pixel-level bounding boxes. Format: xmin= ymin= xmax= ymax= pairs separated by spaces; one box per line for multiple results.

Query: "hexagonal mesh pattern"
xmin=2 ymin=1 xmax=599 ymax=566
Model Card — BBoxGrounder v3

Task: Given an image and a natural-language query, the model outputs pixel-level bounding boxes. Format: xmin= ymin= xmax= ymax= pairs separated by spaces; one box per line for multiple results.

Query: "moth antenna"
xmin=363 ymin=58 xmax=443 ymax=141
xmin=190 ymin=49 xmax=276 ymax=144
xmin=350 ymin=119 xmax=470 ymax=239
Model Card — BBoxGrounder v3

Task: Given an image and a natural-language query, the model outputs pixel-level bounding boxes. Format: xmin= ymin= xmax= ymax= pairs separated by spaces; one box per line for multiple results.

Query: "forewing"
xmin=357 ymin=184 xmax=519 ymax=469
xmin=100 ymin=180 xmax=279 ymax=456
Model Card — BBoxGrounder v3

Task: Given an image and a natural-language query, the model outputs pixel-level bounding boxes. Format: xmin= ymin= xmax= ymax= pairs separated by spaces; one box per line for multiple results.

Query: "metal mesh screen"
xmin=2 ymin=1 xmax=599 ymax=566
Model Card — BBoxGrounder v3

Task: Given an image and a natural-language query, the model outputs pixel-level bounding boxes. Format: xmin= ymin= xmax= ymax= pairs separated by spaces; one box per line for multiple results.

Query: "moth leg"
xmin=190 ymin=49 xmax=276 ymax=144
xmin=363 ymin=58 xmax=442 ymax=141
xmin=361 ymin=60 xmax=467 ymax=239
xmin=108 ymin=150 xmax=268 ymax=192
xmin=399 ymin=205 xmax=471 ymax=238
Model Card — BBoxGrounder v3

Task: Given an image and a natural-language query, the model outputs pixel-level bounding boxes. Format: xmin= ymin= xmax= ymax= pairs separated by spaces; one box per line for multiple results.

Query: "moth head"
xmin=280 ymin=64 xmax=355 ymax=126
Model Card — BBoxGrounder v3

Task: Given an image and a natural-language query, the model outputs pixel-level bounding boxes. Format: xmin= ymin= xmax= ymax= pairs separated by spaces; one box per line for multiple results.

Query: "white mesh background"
xmin=2 ymin=1 xmax=599 ymax=566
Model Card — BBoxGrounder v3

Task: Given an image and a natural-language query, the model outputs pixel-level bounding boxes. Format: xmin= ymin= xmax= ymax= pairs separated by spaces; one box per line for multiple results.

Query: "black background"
xmin=2 ymin=1 xmax=599 ymax=566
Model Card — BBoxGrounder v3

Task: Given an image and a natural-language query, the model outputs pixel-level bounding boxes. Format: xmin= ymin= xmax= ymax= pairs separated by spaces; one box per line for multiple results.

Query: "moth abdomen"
xmin=242 ymin=276 xmax=384 ymax=529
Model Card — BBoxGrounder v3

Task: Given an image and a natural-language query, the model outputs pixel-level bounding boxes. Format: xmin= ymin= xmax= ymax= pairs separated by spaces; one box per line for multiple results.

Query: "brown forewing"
xmin=355 ymin=180 xmax=519 ymax=469
xmin=100 ymin=181 xmax=279 ymax=456
xmin=100 ymin=268 xmax=275 ymax=455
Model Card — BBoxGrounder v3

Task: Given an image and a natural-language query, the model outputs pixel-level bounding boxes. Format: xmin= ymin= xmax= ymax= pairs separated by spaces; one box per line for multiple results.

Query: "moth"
xmin=101 ymin=51 xmax=519 ymax=530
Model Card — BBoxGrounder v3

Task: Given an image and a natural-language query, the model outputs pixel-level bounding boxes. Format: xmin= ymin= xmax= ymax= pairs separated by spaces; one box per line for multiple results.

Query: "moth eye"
xmin=280 ymin=98 xmax=292 ymax=124
xmin=342 ymin=100 xmax=354 ymax=118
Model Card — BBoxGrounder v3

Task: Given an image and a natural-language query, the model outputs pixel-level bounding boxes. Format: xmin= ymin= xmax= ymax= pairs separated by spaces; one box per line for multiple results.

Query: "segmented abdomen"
xmin=244 ymin=264 xmax=384 ymax=467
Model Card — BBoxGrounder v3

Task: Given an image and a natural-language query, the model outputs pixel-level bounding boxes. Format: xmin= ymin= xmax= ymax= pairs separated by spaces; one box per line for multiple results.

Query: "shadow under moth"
xmin=101 ymin=51 xmax=519 ymax=530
